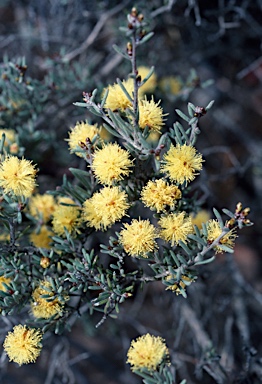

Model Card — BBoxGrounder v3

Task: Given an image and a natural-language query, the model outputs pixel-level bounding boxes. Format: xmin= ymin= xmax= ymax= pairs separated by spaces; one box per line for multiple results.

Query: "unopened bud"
xmin=137 ymin=13 xmax=144 ymax=22
xmin=10 ymin=143 xmax=19 ymax=154
xmin=236 ymin=202 xmax=242 ymax=213
xmin=126 ymin=42 xmax=133 ymax=56
xmin=131 ymin=7 xmax=137 ymax=17
xmin=126 ymin=42 xmax=132 ymax=51
xmin=40 ymin=257 xmax=50 ymax=269
xmin=242 ymin=207 xmax=250 ymax=217
xmin=226 ymin=218 xmax=235 ymax=228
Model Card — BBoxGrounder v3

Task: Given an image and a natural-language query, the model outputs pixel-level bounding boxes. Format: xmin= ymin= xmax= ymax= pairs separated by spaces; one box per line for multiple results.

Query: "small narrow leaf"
xmin=112 ymin=44 xmax=131 ymax=60
xmin=116 ymin=78 xmax=133 ymax=102
xmin=175 ymin=109 xmax=190 ymax=122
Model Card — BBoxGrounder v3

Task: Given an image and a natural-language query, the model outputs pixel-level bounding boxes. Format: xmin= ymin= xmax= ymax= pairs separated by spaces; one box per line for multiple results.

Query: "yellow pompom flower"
xmin=127 ymin=333 xmax=169 ymax=371
xmin=52 ymin=202 xmax=82 ymax=237
xmin=0 ymin=156 xmax=37 ymax=198
xmin=141 ymin=179 xmax=182 ymax=213
xmin=190 ymin=210 xmax=211 ymax=229
xmin=104 ymin=78 xmax=133 ymax=111
xmin=119 ymin=219 xmax=158 ymax=257
xmin=3 ymin=325 xmax=42 ymax=365
xmin=57 ymin=196 xmax=75 ymax=205
xmin=29 ymin=226 xmax=53 ymax=249
xmin=159 ymin=76 xmax=182 ymax=95
xmin=161 ymin=144 xmax=203 ymax=185
xmin=137 ymin=66 xmax=157 ymax=95
xmin=28 ymin=194 xmax=56 ymax=222
xmin=92 ymin=143 xmax=133 ymax=185
xmin=82 ymin=186 xmax=129 ymax=231
xmin=0 ymin=232 xmax=10 ymax=242
xmin=138 ymin=97 xmax=166 ymax=132
xmin=207 ymin=219 xmax=237 ymax=254
xmin=158 ymin=212 xmax=193 ymax=246
xmin=67 ymin=121 xmax=100 ymax=157
xmin=31 ymin=280 xmax=68 ymax=319
xmin=0 ymin=129 xmax=19 ymax=153
xmin=0 ymin=275 xmax=11 ymax=291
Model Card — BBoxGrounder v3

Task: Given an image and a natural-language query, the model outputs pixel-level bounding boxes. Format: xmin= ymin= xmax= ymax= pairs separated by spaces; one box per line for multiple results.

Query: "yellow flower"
xmin=0 ymin=232 xmax=10 ymax=242
xmin=40 ymin=257 xmax=50 ymax=269
xmin=161 ymin=144 xmax=203 ymax=185
xmin=57 ymin=196 xmax=75 ymax=205
xmin=138 ymin=96 xmax=166 ymax=132
xmin=0 ymin=129 xmax=17 ymax=147
xmin=31 ymin=280 xmax=67 ymax=319
xmin=104 ymin=78 xmax=133 ymax=111
xmin=137 ymin=66 xmax=157 ymax=95
xmin=127 ymin=333 xmax=169 ymax=371
xmin=0 ymin=275 xmax=11 ymax=291
xmin=146 ymin=131 xmax=161 ymax=144
xmin=92 ymin=143 xmax=133 ymax=185
xmin=29 ymin=226 xmax=53 ymax=249
xmin=99 ymin=125 xmax=112 ymax=142
xmin=207 ymin=219 xmax=237 ymax=254
xmin=0 ymin=156 xmax=37 ymax=198
xmin=28 ymin=194 xmax=56 ymax=222
xmin=158 ymin=212 xmax=193 ymax=246
xmin=67 ymin=121 xmax=100 ymax=157
xmin=190 ymin=210 xmax=210 ymax=229
xmin=141 ymin=179 xmax=181 ymax=213
xmin=52 ymin=202 xmax=82 ymax=237
xmin=165 ymin=274 xmax=195 ymax=295
xmin=82 ymin=186 xmax=129 ymax=231
xmin=3 ymin=325 xmax=42 ymax=365
xmin=159 ymin=76 xmax=182 ymax=95
xmin=119 ymin=219 xmax=158 ymax=257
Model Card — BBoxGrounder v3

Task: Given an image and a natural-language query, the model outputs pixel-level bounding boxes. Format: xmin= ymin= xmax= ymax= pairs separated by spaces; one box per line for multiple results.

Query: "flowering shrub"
xmin=0 ymin=5 xmax=253 ymax=383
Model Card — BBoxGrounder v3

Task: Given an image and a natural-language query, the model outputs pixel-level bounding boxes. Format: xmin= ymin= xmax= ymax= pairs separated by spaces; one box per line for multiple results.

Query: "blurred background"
xmin=0 ymin=0 xmax=262 ymax=383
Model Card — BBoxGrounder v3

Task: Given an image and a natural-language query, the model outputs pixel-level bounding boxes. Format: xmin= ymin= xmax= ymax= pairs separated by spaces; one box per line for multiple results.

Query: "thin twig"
xmin=63 ymin=1 xmax=131 ymax=62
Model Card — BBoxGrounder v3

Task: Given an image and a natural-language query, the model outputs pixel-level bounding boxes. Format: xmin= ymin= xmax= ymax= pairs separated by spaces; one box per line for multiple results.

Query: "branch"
xmin=63 ymin=1 xmax=131 ymax=62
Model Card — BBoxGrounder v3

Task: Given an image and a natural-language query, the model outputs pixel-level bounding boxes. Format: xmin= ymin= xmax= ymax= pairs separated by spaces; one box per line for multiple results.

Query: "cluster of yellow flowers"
xmin=0 ymin=59 xmax=240 ymax=370
xmin=1 ymin=278 xmax=67 ymax=365
xmin=127 ymin=333 xmax=169 ymax=371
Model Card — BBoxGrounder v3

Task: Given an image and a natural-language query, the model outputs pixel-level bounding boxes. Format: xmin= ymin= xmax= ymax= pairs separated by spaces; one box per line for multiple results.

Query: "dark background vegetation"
xmin=0 ymin=0 xmax=262 ymax=383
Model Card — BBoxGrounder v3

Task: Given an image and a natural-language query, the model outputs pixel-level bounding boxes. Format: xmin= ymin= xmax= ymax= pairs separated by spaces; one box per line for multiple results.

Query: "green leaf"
xmin=187 ymin=234 xmax=206 ymax=247
xmin=222 ymin=208 xmax=235 ymax=218
xmin=112 ymin=44 xmax=131 ymax=60
xmin=100 ymin=88 xmax=109 ymax=109
xmin=194 ymin=255 xmax=216 ymax=266
xmin=213 ymin=208 xmax=224 ymax=228
xmin=175 ymin=109 xmax=190 ymax=122
xmin=69 ymin=168 xmax=91 ymax=190
xmin=137 ymin=31 xmax=154 ymax=45
xmin=139 ymin=66 xmax=155 ymax=88
xmin=206 ymin=100 xmax=215 ymax=111
xmin=73 ymin=102 xmax=88 ymax=108
xmin=116 ymin=78 xmax=133 ymax=102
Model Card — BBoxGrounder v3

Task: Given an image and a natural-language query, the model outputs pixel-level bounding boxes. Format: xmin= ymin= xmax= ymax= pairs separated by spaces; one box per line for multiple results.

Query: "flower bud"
xmin=236 ymin=202 xmax=242 ymax=213
xmin=40 ymin=257 xmax=50 ymax=269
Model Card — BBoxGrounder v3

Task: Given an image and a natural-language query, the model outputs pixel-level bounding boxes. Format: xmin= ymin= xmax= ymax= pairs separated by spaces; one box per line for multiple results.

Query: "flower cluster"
xmin=3 ymin=325 xmax=42 ymax=365
xmin=67 ymin=121 xmax=100 ymax=157
xmin=31 ymin=280 xmax=68 ymax=319
xmin=127 ymin=333 xmax=169 ymax=371
xmin=141 ymin=179 xmax=181 ymax=212
xmin=0 ymin=156 xmax=37 ymax=198
xmin=92 ymin=143 xmax=133 ymax=185
xmin=82 ymin=186 xmax=129 ymax=231
xmin=119 ymin=219 xmax=158 ymax=257
xmin=161 ymin=144 xmax=203 ymax=185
